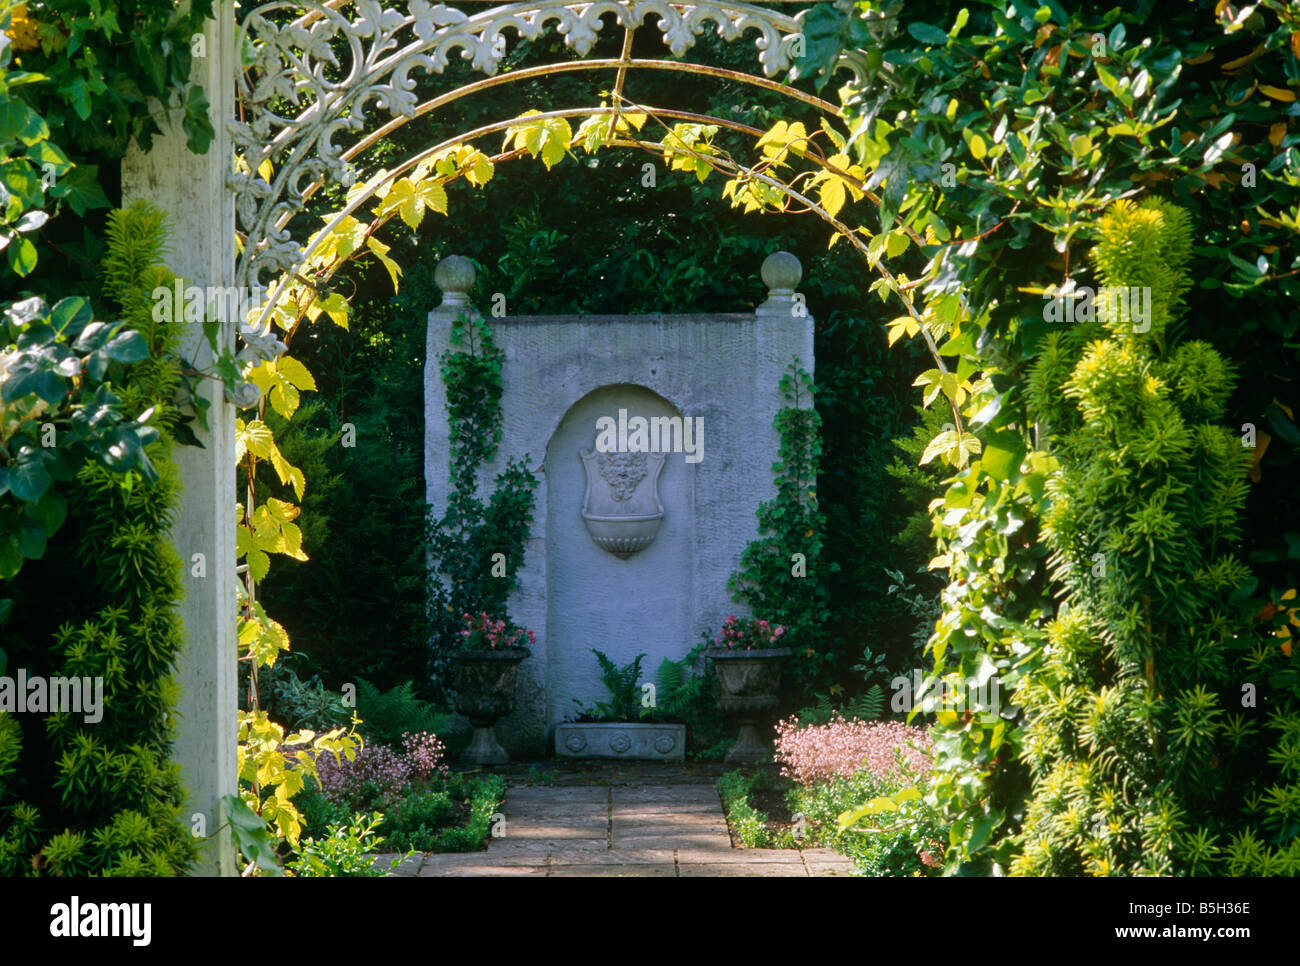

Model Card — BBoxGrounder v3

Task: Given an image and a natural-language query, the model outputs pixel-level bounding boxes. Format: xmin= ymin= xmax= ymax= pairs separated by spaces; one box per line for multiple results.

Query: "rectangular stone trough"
xmin=555 ymin=722 xmax=686 ymax=761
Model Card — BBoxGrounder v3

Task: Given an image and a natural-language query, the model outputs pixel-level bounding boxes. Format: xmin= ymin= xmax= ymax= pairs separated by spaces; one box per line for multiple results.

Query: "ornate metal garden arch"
xmin=230 ymin=0 xmax=866 ymax=303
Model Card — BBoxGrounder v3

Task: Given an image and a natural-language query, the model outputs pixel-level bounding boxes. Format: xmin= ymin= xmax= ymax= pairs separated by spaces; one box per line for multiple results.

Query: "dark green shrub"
xmin=0 ymin=202 xmax=196 ymax=876
xmin=389 ymin=788 xmax=454 ymax=833
xmin=1016 ymin=199 xmax=1255 ymax=876
xmin=295 ymin=782 xmax=349 ymax=840
xmin=258 ymin=657 xmax=353 ymax=734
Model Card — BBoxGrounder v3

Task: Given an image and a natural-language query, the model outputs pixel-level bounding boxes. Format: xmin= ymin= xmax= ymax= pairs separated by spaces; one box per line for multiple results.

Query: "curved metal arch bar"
xmin=232 ymin=1 xmax=850 ymax=291
xmin=257 ymin=99 xmax=955 ymax=427
xmin=291 ymin=57 xmax=842 ymax=213
xmin=258 ymin=102 xmax=767 ymax=326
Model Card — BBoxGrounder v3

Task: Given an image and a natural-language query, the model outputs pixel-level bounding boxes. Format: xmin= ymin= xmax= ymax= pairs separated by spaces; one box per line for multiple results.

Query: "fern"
xmin=588 ymin=649 xmax=645 ymax=721
xmin=354 ymin=679 xmax=441 ymax=747
xmin=649 ymin=656 xmax=705 ymax=720
xmin=571 ymin=649 xmax=656 ymax=721
xmin=850 ymin=685 xmax=886 ymax=721
xmin=795 ymin=685 xmax=884 ymax=725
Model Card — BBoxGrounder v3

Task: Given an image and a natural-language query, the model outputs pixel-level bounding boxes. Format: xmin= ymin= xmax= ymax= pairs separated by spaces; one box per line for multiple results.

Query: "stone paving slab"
xmin=617 ymin=814 xmax=728 ymax=832
xmin=798 ymin=848 xmax=848 ymax=860
xmin=507 ymin=803 xmax=610 ymax=819
xmin=679 ymin=862 xmax=809 ymax=877
xmin=490 ymin=836 xmax=609 ymax=853
xmin=548 ymin=864 xmax=678 ymax=877
xmin=674 ymin=847 xmax=804 ymax=865
xmin=505 ymin=786 xmax=610 ymax=804
xmin=372 ymin=853 xmax=424 ymax=876
xmin=421 ymin=864 xmax=548 ymax=877
xmin=388 ymin=778 xmax=853 ymax=877
xmin=612 ymin=786 xmax=719 ymax=805
xmin=804 ymin=861 xmax=855 ymax=876
xmin=732 ymin=848 xmax=809 ymax=863
xmin=611 ymin=802 xmax=722 ymax=816
xmin=546 ymin=847 xmax=675 ymax=865
xmin=613 ymin=824 xmax=728 ymax=841
xmin=418 ymin=850 xmax=547 ymax=868
xmin=505 ymin=822 xmax=609 ymax=839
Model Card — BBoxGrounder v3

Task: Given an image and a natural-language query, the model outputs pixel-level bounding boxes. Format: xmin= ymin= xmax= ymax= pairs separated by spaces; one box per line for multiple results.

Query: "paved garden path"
xmin=384 ymin=766 xmax=855 ymax=877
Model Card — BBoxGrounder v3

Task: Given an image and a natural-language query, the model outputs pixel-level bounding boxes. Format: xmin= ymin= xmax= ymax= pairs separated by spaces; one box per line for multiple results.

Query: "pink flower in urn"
xmin=458 ymin=610 xmax=536 ymax=651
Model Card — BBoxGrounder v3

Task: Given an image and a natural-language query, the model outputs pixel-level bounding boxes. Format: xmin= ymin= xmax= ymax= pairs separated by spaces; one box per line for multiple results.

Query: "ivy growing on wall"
xmin=427 ymin=310 xmax=538 ymax=694
xmin=2 ymin=0 xmax=216 ymax=298
xmin=728 ymin=361 xmax=835 ymax=692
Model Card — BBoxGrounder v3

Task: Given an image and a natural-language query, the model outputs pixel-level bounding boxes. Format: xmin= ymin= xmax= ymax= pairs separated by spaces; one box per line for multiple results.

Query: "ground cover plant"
xmin=302 ymin=730 xmax=505 ymax=854
xmin=716 ymin=769 xmax=794 ymax=849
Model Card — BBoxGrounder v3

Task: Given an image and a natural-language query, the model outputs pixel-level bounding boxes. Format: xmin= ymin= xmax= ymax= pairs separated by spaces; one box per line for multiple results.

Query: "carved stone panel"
xmin=554 ymin=722 xmax=685 ymax=760
xmin=579 ymin=447 xmax=665 ymax=558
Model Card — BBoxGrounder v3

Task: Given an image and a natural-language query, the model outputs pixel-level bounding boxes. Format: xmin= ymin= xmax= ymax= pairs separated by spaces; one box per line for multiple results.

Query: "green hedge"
xmin=0 ymin=203 xmax=196 ymax=875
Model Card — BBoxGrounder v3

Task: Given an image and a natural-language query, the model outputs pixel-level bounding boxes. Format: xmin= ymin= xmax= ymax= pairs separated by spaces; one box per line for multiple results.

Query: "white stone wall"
xmin=426 ymin=255 xmax=813 ymax=755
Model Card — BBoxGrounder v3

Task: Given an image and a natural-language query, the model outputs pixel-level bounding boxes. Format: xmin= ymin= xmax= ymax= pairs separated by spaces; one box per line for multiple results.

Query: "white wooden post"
xmin=121 ymin=1 xmax=237 ymax=876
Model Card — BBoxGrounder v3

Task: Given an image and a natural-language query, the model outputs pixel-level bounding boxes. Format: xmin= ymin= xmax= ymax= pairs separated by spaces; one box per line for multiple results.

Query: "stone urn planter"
xmin=450 ymin=648 xmax=530 ymax=765
xmin=706 ymin=647 xmax=793 ymax=764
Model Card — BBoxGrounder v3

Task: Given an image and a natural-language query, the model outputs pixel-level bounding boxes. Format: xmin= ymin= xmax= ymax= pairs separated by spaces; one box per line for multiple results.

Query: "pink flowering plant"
xmin=775 ymin=715 xmax=947 ymax=876
xmin=774 ymin=716 xmax=932 ymax=786
xmin=302 ymin=729 xmax=507 ymax=854
xmin=711 ymin=615 xmax=787 ymax=650
xmin=458 ymin=611 xmax=535 ymax=651
xmin=314 ymin=731 xmax=450 ymax=811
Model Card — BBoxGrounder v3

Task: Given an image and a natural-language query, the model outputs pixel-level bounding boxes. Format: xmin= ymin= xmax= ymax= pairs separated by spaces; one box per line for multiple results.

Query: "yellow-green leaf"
xmin=276 ymin=356 xmax=316 ymax=392
xmin=820 ymin=177 xmax=846 ymax=217
xmin=366 ymin=237 xmax=403 ymax=289
xmin=315 ymin=292 xmax=349 ymax=329
xmin=885 ymin=230 xmax=910 ymax=258
xmin=238 ymin=419 xmax=276 ymax=460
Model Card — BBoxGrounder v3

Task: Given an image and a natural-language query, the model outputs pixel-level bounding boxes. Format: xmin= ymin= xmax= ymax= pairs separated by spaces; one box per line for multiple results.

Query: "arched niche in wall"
xmin=543 ymin=383 xmax=697 ymax=730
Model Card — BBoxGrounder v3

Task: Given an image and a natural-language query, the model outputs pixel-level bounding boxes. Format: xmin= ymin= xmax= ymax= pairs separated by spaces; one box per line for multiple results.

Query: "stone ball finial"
xmin=761 ymin=251 xmax=802 ymax=295
xmin=435 ymin=255 xmax=475 ymax=303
